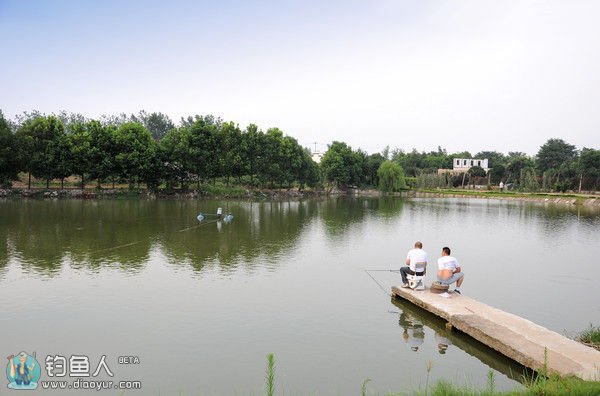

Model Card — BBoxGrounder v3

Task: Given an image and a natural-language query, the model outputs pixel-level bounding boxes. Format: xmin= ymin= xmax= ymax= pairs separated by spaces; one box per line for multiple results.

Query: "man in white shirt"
xmin=400 ymin=241 xmax=427 ymax=288
xmin=437 ymin=246 xmax=464 ymax=294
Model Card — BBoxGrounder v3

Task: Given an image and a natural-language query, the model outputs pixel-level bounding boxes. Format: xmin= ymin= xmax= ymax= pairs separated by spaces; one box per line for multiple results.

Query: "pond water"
xmin=0 ymin=197 xmax=598 ymax=395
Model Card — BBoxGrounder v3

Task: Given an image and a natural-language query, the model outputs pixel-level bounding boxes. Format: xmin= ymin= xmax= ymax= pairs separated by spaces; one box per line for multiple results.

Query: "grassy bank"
xmin=414 ymin=188 xmax=599 ymax=200
xmin=0 ymin=183 xmax=323 ymax=200
xmin=576 ymin=325 xmax=600 ymax=351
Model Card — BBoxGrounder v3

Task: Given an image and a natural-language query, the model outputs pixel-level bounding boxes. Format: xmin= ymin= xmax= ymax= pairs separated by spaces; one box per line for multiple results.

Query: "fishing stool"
xmin=407 ymin=263 xmax=426 ymax=291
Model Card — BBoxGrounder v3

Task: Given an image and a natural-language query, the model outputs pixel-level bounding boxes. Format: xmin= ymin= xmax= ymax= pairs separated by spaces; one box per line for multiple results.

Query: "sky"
xmin=1 ymin=0 xmax=599 ymax=155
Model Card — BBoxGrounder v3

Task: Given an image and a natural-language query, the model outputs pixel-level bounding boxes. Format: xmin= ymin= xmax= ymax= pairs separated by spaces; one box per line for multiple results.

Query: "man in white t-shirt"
xmin=437 ymin=246 xmax=464 ymax=294
xmin=400 ymin=241 xmax=427 ymax=287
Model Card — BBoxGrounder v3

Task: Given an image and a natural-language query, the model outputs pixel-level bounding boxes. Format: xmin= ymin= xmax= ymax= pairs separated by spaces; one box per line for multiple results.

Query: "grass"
xmin=416 ymin=188 xmax=598 ymax=200
xmin=266 ymin=353 xmax=275 ymax=396
xmin=576 ymin=324 xmax=600 ymax=350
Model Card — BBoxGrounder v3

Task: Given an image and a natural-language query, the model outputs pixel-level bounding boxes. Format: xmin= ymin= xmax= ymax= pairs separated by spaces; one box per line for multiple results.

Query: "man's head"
xmin=442 ymin=247 xmax=451 ymax=256
xmin=414 ymin=241 xmax=423 ymax=249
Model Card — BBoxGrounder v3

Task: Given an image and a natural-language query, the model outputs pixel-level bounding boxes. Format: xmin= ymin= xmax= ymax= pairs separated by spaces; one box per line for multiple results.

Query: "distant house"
xmin=438 ymin=158 xmax=489 ymax=175
xmin=311 ymin=151 xmax=323 ymax=163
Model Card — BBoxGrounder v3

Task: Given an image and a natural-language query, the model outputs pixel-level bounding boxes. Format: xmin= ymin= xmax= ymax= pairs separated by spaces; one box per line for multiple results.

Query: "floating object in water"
xmin=197 ymin=209 xmax=233 ymax=223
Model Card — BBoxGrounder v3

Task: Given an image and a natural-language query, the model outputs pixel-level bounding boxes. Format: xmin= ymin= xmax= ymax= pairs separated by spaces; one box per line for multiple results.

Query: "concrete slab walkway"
xmin=391 ymin=286 xmax=600 ymax=381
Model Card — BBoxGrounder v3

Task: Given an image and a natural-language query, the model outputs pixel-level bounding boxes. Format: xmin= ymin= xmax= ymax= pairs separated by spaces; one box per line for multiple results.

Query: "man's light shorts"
xmin=437 ymin=272 xmax=464 ymax=285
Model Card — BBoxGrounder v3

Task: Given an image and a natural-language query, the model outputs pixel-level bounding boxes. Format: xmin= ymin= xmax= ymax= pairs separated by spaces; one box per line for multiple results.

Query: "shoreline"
xmin=1 ymin=187 xmax=599 ymax=208
xmin=402 ymin=189 xmax=600 ymax=208
xmin=352 ymin=188 xmax=600 ymax=207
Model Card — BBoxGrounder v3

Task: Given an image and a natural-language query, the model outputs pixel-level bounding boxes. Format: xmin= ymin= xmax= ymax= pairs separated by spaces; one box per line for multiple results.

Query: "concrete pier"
xmin=391 ymin=286 xmax=600 ymax=381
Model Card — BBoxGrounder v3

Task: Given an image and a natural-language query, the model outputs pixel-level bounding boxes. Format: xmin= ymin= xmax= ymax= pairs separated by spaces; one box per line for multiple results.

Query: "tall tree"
xmin=241 ymin=124 xmax=263 ymax=187
xmin=365 ymin=153 xmax=385 ymax=186
xmin=159 ymin=126 xmax=193 ymax=189
xmin=258 ymin=128 xmax=284 ymax=187
xmin=68 ymin=122 xmax=94 ymax=189
xmin=474 ymin=151 xmax=506 ymax=167
xmin=186 ymin=117 xmax=220 ymax=187
xmin=536 ymin=138 xmax=577 ymax=172
xmin=578 ymin=148 xmax=600 ymax=192
xmin=320 ymin=141 xmax=361 ymax=188
xmin=16 ymin=115 xmax=65 ymax=189
xmin=88 ymin=121 xmax=119 ymax=188
xmin=113 ymin=122 xmax=156 ymax=189
xmin=134 ymin=110 xmax=175 ymax=141
xmin=221 ymin=122 xmax=245 ymax=184
xmin=298 ymin=149 xmax=320 ymax=189
xmin=505 ymin=152 xmax=534 ymax=183
xmin=279 ymin=135 xmax=304 ymax=188
xmin=54 ymin=133 xmax=73 ymax=189
xmin=0 ymin=111 xmax=20 ymax=187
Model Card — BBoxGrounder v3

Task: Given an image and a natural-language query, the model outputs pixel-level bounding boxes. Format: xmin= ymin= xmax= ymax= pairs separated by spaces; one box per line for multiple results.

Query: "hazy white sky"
xmin=1 ymin=0 xmax=599 ymax=155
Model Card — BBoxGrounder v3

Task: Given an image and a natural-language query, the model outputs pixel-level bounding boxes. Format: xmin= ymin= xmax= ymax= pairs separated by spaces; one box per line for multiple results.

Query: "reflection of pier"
xmin=391 ymin=297 xmax=530 ymax=382
xmin=392 ymin=287 xmax=600 ymax=380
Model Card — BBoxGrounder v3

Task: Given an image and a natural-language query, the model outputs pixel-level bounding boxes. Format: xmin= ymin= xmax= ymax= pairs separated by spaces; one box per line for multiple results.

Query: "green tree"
xmin=113 ymin=122 xmax=155 ymax=189
xmin=16 ymin=115 xmax=65 ymax=189
xmin=377 ymin=160 xmax=407 ymax=192
xmin=134 ymin=111 xmax=175 ymax=141
xmin=506 ymin=152 xmax=534 ymax=183
xmin=241 ymin=124 xmax=263 ymax=187
xmin=298 ymin=149 xmax=320 ymax=189
xmin=536 ymin=138 xmax=577 ymax=172
xmin=258 ymin=128 xmax=284 ymax=187
xmin=221 ymin=122 xmax=245 ymax=184
xmin=89 ymin=121 xmax=119 ymax=188
xmin=489 ymin=164 xmax=506 ymax=184
xmin=0 ymin=111 xmax=20 ymax=187
xmin=320 ymin=141 xmax=361 ymax=188
xmin=468 ymin=165 xmax=487 ymax=177
xmin=68 ymin=122 xmax=94 ymax=189
xmin=159 ymin=127 xmax=193 ymax=190
xmin=474 ymin=151 xmax=506 ymax=167
xmin=365 ymin=153 xmax=385 ymax=186
xmin=279 ymin=135 xmax=304 ymax=188
xmin=578 ymin=148 xmax=600 ymax=191
xmin=54 ymin=132 xmax=73 ymax=189
xmin=519 ymin=168 xmax=539 ymax=191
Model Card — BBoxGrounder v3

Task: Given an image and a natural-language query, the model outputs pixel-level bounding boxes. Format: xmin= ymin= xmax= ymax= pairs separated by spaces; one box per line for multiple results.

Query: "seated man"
xmin=400 ymin=241 xmax=427 ymax=288
xmin=437 ymin=246 xmax=464 ymax=294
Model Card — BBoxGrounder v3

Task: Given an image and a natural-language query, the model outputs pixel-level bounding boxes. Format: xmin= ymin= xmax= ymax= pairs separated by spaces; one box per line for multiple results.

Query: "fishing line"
xmin=91 ymin=241 xmax=142 ymax=254
xmin=177 ymin=219 xmax=220 ymax=232
xmin=364 ymin=270 xmax=392 ymax=297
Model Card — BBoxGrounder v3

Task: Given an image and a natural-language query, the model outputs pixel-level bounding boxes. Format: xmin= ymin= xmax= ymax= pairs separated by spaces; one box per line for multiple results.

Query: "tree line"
xmin=318 ymin=140 xmax=600 ymax=192
xmin=0 ymin=110 xmax=319 ymax=190
xmin=0 ymin=109 xmax=598 ymax=193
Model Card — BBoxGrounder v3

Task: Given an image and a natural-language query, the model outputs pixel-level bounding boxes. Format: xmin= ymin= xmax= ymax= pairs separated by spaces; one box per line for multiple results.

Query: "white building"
xmin=453 ymin=158 xmax=489 ymax=172
xmin=438 ymin=158 xmax=489 ymax=175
